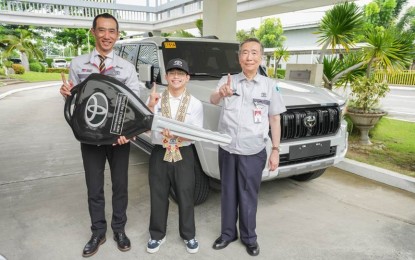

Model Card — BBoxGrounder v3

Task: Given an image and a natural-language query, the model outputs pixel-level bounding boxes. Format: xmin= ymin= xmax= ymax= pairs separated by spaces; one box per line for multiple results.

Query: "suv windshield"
xmin=162 ymin=41 xmax=241 ymax=76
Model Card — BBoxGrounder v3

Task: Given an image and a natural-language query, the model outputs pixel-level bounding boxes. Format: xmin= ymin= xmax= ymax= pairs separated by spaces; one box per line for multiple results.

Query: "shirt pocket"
xmin=223 ymin=95 xmax=240 ymax=111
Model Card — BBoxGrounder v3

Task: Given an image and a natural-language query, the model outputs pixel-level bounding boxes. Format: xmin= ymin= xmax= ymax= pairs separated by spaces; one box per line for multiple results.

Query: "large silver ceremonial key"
xmin=64 ymin=73 xmax=231 ymax=146
xmin=151 ymin=115 xmax=231 ymax=146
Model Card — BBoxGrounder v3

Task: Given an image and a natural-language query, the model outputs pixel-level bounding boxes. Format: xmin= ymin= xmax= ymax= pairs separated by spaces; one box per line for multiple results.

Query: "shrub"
xmin=4 ymin=60 xmax=13 ymax=68
xmin=45 ymin=58 xmax=53 ymax=68
xmin=12 ymin=64 xmax=25 ymax=74
xmin=29 ymin=62 xmax=43 ymax=72
xmin=277 ymin=69 xmax=286 ymax=78
xmin=0 ymin=67 xmax=5 ymax=76
xmin=39 ymin=63 xmax=46 ymax=72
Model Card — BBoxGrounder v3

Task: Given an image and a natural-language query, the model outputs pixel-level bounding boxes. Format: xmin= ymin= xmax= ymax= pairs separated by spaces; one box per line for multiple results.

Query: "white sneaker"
xmin=184 ymin=238 xmax=199 ymax=253
xmin=146 ymin=236 xmax=166 ymax=253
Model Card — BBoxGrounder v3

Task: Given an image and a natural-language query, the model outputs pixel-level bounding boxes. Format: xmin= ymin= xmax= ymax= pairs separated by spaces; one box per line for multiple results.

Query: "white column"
xmin=203 ymin=0 xmax=237 ymax=41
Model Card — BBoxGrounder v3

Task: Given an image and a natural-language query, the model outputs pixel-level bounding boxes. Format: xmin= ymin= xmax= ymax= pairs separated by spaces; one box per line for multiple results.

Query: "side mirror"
xmin=138 ymin=64 xmax=153 ymax=89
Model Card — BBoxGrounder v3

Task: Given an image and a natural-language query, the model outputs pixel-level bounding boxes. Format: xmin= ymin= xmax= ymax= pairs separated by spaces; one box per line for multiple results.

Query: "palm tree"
xmin=396 ymin=6 xmax=415 ymax=33
xmin=363 ymin=27 xmax=414 ymax=78
xmin=315 ymin=1 xmax=364 ymax=64
xmin=273 ymin=46 xmax=290 ymax=77
xmin=195 ymin=19 xmax=203 ymax=36
xmin=1 ymin=29 xmax=43 ymax=71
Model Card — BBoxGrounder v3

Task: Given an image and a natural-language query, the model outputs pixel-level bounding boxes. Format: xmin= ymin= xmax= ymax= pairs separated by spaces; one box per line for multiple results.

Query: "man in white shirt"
xmin=59 ymin=13 xmax=143 ymax=257
xmin=210 ymin=38 xmax=286 ymax=257
xmin=146 ymin=58 xmax=203 ymax=254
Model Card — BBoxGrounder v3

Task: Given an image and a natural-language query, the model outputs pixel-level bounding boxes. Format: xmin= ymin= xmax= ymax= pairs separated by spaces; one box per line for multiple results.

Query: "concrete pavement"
xmin=1 ymin=82 xmax=415 ymax=260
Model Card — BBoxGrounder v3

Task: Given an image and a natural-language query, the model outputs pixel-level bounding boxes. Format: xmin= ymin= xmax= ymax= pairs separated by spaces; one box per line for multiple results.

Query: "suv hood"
xmin=186 ymin=78 xmax=346 ymax=108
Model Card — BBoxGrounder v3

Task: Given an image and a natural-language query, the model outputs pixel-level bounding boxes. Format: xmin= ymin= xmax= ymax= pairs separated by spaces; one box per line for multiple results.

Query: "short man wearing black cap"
xmin=145 ymin=58 xmax=203 ymax=254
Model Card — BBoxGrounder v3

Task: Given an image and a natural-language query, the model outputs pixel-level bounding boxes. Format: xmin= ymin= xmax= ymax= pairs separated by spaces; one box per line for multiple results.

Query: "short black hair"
xmin=239 ymin=38 xmax=264 ymax=55
xmin=92 ymin=13 xmax=119 ymax=31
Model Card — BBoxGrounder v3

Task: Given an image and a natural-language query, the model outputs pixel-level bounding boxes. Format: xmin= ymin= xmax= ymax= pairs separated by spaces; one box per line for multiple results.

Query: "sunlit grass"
xmin=9 ymin=71 xmax=67 ymax=82
xmin=347 ymin=117 xmax=415 ymax=177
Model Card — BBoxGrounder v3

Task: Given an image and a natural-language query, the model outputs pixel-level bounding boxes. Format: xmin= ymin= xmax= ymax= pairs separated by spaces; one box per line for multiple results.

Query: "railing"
xmin=0 ymin=0 xmax=203 ymax=23
xmin=375 ymin=70 xmax=415 ymax=86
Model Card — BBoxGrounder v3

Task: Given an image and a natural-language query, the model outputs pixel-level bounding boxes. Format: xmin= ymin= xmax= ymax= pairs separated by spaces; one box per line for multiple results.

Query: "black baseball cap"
xmin=166 ymin=58 xmax=189 ymax=74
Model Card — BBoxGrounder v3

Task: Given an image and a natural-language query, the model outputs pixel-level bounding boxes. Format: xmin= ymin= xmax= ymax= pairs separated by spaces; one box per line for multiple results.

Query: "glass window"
xmin=161 ymin=41 xmax=241 ymax=78
xmin=137 ymin=44 xmax=160 ymax=83
xmin=120 ymin=44 xmax=138 ymax=64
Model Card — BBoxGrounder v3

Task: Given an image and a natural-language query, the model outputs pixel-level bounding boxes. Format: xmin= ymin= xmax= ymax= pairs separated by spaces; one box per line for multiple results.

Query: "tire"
xmin=290 ymin=168 xmax=326 ymax=182
xmin=209 ymin=178 xmax=221 ymax=191
xmin=169 ymin=146 xmax=210 ymax=206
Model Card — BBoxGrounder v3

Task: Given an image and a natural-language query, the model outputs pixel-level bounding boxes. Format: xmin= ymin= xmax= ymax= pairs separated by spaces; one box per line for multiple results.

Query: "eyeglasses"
xmin=167 ymin=71 xmax=187 ymax=76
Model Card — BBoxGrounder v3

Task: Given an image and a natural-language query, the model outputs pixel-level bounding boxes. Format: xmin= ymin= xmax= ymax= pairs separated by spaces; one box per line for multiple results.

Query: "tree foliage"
xmin=273 ymin=46 xmax=290 ymax=76
xmin=195 ymin=19 xmax=203 ymax=36
xmin=55 ymin=28 xmax=92 ymax=56
xmin=316 ymin=1 xmax=364 ymax=62
xmin=255 ymin=18 xmax=285 ymax=48
xmin=0 ymin=29 xmax=44 ymax=70
xmin=236 ymin=28 xmax=256 ymax=43
xmin=316 ymin=0 xmax=415 ymax=89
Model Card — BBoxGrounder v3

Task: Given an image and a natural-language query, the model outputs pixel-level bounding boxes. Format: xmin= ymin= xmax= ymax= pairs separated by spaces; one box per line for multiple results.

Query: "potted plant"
xmin=346 ymin=75 xmax=388 ymax=145
xmin=346 ymin=27 xmax=414 ymax=144
xmin=315 ymin=2 xmax=415 ymax=144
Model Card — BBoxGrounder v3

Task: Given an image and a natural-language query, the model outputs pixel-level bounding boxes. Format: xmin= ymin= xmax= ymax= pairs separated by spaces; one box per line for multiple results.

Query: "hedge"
xmin=46 ymin=68 xmax=69 ymax=74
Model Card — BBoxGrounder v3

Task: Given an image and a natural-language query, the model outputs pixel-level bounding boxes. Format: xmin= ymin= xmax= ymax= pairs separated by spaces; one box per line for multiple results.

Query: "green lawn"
xmin=347 ymin=117 xmax=415 ymax=177
xmin=9 ymin=71 xmax=67 ymax=82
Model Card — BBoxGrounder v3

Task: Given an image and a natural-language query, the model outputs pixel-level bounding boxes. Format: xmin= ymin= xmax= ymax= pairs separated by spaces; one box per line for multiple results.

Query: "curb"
xmin=335 ymin=158 xmax=415 ymax=194
xmin=0 ymin=82 xmax=60 ymax=100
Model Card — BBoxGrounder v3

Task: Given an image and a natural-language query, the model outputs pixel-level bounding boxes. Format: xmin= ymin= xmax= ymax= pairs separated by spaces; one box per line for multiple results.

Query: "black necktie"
xmin=98 ymin=55 xmax=106 ymax=73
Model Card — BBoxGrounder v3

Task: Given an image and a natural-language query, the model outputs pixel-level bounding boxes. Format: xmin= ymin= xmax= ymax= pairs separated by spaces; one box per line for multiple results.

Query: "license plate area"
xmin=289 ymin=141 xmax=331 ymax=160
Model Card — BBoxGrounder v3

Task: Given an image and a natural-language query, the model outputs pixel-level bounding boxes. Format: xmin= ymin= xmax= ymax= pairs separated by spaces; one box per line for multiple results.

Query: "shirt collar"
xmin=90 ymin=49 xmax=114 ymax=63
xmin=168 ymin=91 xmax=184 ymax=101
xmin=237 ymin=71 xmax=260 ymax=83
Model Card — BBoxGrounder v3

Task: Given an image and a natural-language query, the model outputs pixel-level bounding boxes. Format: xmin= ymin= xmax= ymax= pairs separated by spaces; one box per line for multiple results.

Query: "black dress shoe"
xmin=244 ymin=241 xmax=260 ymax=256
xmin=212 ymin=236 xmax=238 ymax=250
xmin=82 ymin=234 xmax=106 ymax=257
xmin=114 ymin=232 xmax=131 ymax=251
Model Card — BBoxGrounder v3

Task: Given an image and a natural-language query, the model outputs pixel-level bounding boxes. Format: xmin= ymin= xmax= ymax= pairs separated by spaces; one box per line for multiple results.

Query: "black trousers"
xmin=218 ymin=147 xmax=267 ymax=245
xmin=81 ymin=143 xmax=130 ymax=236
xmin=148 ymin=145 xmax=196 ymax=240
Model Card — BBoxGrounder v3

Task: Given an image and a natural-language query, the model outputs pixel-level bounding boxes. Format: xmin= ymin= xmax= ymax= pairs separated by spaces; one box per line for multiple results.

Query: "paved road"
xmin=381 ymin=86 xmax=415 ymax=122
xmin=334 ymin=85 xmax=415 ymax=122
xmin=1 ymin=85 xmax=415 ymax=260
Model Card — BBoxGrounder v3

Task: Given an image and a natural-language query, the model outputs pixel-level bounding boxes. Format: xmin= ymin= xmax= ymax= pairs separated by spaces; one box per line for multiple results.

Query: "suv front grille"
xmin=279 ymin=106 xmax=341 ymax=141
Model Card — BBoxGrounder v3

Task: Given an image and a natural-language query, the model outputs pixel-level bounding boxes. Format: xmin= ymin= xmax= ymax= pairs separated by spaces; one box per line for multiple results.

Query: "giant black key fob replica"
xmin=64 ymin=73 xmax=153 ymax=145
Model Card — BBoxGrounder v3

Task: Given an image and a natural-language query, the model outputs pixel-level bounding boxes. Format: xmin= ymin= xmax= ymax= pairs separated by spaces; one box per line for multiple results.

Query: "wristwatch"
xmin=272 ymin=146 xmax=280 ymax=152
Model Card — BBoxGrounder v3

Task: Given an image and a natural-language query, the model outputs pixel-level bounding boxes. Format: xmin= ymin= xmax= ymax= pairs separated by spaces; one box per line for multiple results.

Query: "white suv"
xmin=51 ymin=58 xmax=67 ymax=68
xmin=114 ymin=36 xmax=348 ymax=204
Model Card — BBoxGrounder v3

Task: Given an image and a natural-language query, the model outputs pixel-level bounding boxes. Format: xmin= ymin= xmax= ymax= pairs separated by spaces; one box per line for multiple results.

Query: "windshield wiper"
xmin=190 ymin=73 xmax=222 ymax=78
